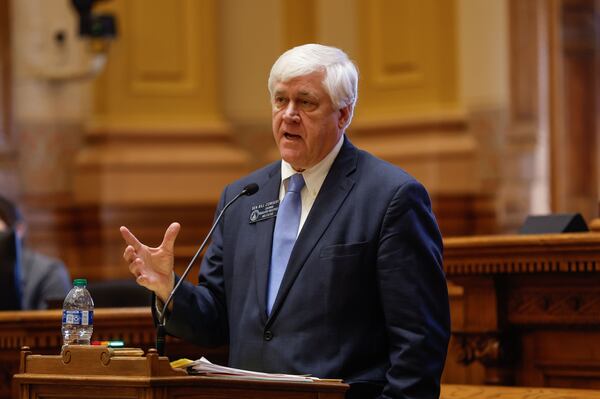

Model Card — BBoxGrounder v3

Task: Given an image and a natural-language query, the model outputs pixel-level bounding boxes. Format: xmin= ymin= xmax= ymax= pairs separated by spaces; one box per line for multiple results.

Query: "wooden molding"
xmin=444 ymin=233 xmax=600 ymax=275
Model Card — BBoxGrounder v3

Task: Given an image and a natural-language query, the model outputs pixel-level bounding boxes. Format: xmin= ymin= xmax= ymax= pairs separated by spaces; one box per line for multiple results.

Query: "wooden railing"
xmin=444 ymin=230 xmax=600 ymax=387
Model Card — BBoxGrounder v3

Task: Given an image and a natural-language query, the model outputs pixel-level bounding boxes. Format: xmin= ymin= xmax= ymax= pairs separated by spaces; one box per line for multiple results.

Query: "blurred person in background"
xmin=0 ymin=195 xmax=70 ymax=310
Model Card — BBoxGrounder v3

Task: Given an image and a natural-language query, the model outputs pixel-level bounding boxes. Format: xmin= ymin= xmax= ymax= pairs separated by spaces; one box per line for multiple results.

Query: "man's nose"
xmin=282 ymin=102 xmax=300 ymax=122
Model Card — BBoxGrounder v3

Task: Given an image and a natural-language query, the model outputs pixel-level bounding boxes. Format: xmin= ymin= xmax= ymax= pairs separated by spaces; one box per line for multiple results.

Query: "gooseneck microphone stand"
xmin=156 ymin=183 xmax=259 ymax=356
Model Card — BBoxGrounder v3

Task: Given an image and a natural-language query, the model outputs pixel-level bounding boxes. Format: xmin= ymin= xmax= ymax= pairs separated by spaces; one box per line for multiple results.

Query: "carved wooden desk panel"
xmin=444 ymin=232 xmax=600 ymax=388
xmin=0 ymin=308 xmax=227 ymax=399
xmin=13 ymin=346 xmax=348 ymax=399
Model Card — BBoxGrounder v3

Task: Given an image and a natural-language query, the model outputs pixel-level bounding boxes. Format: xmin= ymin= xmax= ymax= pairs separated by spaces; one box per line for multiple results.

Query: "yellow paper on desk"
xmin=170 ymin=358 xmax=194 ymax=368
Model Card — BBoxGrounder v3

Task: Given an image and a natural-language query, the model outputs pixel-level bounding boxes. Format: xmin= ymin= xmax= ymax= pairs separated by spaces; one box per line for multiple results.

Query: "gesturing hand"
xmin=120 ymin=222 xmax=181 ymax=302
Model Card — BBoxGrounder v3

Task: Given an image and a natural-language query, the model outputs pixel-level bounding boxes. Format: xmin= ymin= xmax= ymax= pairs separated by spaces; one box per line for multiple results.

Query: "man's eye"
xmin=300 ymin=100 xmax=317 ymax=110
xmin=274 ymin=97 xmax=287 ymax=106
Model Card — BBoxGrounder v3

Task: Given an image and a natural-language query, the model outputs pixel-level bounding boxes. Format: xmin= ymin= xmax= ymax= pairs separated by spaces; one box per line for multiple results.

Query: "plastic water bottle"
xmin=62 ymin=278 xmax=94 ymax=346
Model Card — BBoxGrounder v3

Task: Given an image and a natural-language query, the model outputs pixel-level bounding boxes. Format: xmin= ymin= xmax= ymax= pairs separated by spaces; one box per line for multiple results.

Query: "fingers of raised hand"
xmin=128 ymin=257 xmax=144 ymax=277
xmin=123 ymin=245 xmax=137 ymax=263
xmin=120 ymin=226 xmax=143 ymax=251
xmin=160 ymin=222 xmax=181 ymax=252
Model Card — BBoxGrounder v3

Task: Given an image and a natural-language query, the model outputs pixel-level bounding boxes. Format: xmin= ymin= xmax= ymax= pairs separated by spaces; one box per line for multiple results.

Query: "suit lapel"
xmin=253 ymin=164 xmax=282 ymax=324
xmin=267 ymin=139 xmax=358 ymax=322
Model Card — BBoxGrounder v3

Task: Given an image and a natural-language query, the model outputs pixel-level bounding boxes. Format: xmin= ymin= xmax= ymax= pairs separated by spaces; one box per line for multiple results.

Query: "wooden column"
xmin=549 ymin=0 xmax=599 ymax=219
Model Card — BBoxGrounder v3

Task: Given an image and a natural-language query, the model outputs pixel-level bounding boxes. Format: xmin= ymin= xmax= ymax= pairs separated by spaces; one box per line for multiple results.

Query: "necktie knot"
xmin=287 ymin=173 xmax=305 ymax=194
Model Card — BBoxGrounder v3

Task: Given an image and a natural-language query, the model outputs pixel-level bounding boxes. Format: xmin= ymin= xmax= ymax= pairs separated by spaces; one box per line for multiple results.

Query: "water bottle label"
xmin=62 ymin=310 xmax=94 ymax=326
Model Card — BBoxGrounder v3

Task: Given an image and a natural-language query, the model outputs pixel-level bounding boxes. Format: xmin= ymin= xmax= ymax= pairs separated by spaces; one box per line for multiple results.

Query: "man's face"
xmin=0 ymin=218 xmax=25 ymax=240
xmin=271 ymin=71 xmax=350 ymax=171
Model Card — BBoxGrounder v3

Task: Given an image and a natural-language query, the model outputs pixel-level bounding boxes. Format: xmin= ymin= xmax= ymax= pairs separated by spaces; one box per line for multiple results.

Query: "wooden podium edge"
xmin=13 ymin=345 xmax=349 ymax=395
xmin=17 ymin=345 xmax=186 ymax=377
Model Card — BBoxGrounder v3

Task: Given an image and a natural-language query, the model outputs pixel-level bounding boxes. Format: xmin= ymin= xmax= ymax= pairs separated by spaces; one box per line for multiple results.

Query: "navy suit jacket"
xmin=165 ymin=138 xmax=450 ymax=398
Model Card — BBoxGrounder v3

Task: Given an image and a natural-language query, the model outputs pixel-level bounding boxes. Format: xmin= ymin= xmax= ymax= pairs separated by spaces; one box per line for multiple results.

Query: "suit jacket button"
xmin=263 ymin=330 xmax=273 ymax=341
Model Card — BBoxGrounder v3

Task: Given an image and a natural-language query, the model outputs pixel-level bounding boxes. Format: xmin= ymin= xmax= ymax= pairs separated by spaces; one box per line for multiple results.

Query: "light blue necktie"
xmin=267 ymin=173 xmax=305 ymax=315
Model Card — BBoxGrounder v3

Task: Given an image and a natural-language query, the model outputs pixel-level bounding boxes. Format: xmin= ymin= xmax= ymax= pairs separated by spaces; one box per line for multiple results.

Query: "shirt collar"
xmin=280 ymin=134 xmax=345 ymax=196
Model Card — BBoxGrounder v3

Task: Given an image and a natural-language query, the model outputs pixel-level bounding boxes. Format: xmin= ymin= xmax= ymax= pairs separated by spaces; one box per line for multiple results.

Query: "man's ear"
xmin=338 ymin=104 xmax=353 ymax=129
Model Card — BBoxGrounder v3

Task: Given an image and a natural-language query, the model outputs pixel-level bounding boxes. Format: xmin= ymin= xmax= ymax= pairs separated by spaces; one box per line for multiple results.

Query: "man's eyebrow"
xmin=297 ymin=90 xmax=318 ymax=98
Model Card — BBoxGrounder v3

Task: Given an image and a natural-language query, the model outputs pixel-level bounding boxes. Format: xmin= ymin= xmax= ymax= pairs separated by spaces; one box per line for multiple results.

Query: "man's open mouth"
xmin=284 ymin=132 xmax=301 ymax=139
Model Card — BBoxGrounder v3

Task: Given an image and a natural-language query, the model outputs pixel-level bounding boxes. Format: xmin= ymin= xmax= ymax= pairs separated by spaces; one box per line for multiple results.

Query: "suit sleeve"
xmin=377 ymin=180 xmax=450 ymax=399
xmin=162 ymin=186 xmax=230 ymax=347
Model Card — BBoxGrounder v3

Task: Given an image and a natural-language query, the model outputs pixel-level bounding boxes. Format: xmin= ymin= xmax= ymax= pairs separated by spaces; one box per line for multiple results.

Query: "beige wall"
xmin=459 ymin=0 xmax=509 ymax=108
xmin=75 ymin=0 xmax=250 ymax=206
xmin=86 ymin=0 xmax=486 ymax=202
xmin=4 ymin=0 xmax=576 ymax=253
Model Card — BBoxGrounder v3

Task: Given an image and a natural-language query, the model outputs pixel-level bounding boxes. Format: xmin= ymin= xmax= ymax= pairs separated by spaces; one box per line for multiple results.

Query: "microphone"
xmin=156 ymin=183 xmax=259 ymax=356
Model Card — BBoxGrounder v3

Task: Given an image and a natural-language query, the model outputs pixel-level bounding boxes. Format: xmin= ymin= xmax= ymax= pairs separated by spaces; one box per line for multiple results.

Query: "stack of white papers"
xmin=174 ymin=357 xmax=318 ymax=382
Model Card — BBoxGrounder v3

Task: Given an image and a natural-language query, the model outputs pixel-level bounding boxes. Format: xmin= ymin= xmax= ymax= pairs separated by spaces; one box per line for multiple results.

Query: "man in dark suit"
xmin=121 ymin=44 xmax=450 ymax=399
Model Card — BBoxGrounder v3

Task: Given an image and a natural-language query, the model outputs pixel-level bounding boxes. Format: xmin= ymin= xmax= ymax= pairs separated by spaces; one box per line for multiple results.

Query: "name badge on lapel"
xmin=249 ymin=200 xmax=280 ymax=223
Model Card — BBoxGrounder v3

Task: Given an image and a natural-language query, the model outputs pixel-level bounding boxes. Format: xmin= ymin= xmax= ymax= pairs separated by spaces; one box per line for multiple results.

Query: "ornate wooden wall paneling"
xmin=445 ymin=230 xmax=600 ymax=387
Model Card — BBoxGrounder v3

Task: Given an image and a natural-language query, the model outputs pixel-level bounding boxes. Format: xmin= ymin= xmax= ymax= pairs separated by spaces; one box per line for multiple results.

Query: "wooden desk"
xmin=0 ymin=308 xmax=227 ymax=399
xmin=13 ymin=346 xmax=348 ymax=399
xmin=444 ymin=232 xmax=600 ymax=388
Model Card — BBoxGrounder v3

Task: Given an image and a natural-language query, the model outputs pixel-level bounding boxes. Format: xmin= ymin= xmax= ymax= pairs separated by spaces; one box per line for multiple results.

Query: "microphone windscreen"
xmin=243 ymin=183 xmax=259 ymax=196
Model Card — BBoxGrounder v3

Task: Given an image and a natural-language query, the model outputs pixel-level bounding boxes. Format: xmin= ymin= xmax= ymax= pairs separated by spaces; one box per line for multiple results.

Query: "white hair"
xmin=268 ymin=44 xmax=359 ymax=111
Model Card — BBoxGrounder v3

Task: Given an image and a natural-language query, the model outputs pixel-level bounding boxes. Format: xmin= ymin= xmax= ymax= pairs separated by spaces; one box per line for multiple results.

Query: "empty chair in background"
xmin=87 ymin=279 xmax=152 ymax=308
